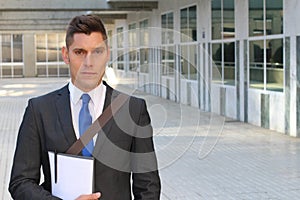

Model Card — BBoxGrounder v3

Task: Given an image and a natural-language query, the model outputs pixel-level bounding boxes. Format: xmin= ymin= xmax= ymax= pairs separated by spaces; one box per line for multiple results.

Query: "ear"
xmin=62 ymin=46 xmax=70 ymax=64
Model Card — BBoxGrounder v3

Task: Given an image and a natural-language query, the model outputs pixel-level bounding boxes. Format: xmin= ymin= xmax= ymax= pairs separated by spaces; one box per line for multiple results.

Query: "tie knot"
xmin=81 ymin=94 xmax=91 ymax=104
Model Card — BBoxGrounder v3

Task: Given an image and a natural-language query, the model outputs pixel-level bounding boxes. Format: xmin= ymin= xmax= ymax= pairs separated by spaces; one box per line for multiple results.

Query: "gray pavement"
xmin=1 ymin=78 xmax=300 ymax=200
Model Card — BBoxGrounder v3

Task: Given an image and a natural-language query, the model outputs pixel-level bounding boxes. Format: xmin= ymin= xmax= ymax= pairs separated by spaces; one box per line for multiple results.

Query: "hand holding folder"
xmin=48 ymin=152 xmax=94 ymax=200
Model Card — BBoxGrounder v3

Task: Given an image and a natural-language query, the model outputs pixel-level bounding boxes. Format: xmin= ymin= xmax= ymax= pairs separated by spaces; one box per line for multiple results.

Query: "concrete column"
xmin=23 ymin=33 xmax=36 ymax=77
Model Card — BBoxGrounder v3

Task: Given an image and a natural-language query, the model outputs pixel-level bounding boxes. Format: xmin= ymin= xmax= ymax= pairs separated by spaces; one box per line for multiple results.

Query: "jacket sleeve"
xmin=9 ymin=99 xmax=61 ymax=200
xmin=131 ymin=99 xmax=161 ymax=200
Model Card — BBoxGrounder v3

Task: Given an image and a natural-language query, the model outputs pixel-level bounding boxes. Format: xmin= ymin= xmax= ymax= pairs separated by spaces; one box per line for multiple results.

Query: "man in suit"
xmin=9 ymin=14 xmax=161 ymax=200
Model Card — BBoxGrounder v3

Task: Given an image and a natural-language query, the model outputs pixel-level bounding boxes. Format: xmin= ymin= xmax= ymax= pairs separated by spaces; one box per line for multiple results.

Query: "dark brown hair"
xmin=65 ymin=14 xmax=107 ymax=48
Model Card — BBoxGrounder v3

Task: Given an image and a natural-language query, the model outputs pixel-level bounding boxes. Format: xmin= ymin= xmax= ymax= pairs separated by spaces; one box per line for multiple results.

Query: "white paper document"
xmin=48 ymin=152 xmax=94 ymax=200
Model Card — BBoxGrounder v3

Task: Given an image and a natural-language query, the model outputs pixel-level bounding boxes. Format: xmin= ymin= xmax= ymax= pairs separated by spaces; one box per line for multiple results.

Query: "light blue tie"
xmin=79 ymin=94 xmax=94 ymax=157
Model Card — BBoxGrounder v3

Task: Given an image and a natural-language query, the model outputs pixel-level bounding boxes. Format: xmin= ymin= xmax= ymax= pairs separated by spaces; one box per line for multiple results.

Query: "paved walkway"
xmin=1 ymin=78 xmax=300 ymax=199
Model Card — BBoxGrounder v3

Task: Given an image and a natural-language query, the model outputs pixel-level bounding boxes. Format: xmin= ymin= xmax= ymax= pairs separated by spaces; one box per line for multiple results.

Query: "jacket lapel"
xmin=93 ymin=82 xmax=119 ymax=155
xmin=55 ymin=85 xmax=77 ymax=148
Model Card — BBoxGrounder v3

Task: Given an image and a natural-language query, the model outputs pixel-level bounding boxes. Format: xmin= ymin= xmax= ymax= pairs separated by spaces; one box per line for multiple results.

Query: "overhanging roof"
xmin=0 ymin=0 xmax=158 ymax=31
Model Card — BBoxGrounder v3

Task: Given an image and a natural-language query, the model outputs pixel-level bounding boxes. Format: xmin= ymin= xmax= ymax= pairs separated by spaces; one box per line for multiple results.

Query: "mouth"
xmin=81 ymin=72 xmax=97 ymax=76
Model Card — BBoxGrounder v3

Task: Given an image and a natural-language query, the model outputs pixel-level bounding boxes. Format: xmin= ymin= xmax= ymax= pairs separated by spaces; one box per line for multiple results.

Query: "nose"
xmin=83 ymin=52 xmax=93 ymax=67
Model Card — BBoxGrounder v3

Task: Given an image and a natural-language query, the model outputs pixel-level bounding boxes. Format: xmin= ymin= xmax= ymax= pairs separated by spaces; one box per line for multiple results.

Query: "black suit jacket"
xmin=9 ymin=82 xmax=161 ymax=200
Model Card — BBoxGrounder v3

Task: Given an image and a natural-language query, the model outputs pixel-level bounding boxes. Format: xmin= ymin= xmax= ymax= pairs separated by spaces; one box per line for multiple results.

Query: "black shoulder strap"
xmin=66 ymin=93 xmax=129 ymax=155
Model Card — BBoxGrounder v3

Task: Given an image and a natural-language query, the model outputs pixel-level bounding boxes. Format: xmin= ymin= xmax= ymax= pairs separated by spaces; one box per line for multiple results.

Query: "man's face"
xmin=62 ymin=32 xmax=110 ymax=92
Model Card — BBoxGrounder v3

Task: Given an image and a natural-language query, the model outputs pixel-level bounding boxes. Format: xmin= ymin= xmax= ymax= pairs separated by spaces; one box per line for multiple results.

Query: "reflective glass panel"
xmin=128 ymin=23 xmax=137 ymax=47
xmin=189 ymin=6 xmax=197 ymax=41
xmin=161 ymin=46 xmax=175 ymax=76
xmin=58 ymin=33 xmax=65 ymax=62
xmin=249 ymin=0 xmax=264 ymax=36
xmin=140 ymin=20 xmax=149 ymax=46
xmin=212 ymin=0 xmax=222 ymax=40
xmin=13 ymin=35 xmax=23 ymax=62
xmin=181 ymin=45 xmax=189 ymax=79
xmin=189 ymin=44 xmax=197 ymax=80
xmin=212 ymin=43 xmax=222 ymax=82
xmin=140 ymin=48 xmax=149 ymax=73
xmin=47 ymin=34 xmax=58 ymax=62
xmin=266 ymin=0 xmax=283 ymax=35
xmin=180 ymin=8 xmax=188 ymax=42
xmin=36 ymin=34 xmax=46 ymax=62
xmin=223 ymin=42 xmax=235 ymax=85
xmin=117 ymin=50 xmax=124 ymax=70
xmin=117 ymin=27 xmax=124 ymax=48
xmin=223 ymin=0 xmax=235 ymax=39
xmin=2 ymin=34 xmax=11 ymax=62
xmin=249 ymin=40 xmax=264 ymax=89
xmin=266 ymin=38 xmax=283 ymax=91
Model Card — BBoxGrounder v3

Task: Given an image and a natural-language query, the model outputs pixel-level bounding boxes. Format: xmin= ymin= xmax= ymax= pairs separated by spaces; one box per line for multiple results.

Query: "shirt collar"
xmin=68 ymin=81 xmax=106 ymax=106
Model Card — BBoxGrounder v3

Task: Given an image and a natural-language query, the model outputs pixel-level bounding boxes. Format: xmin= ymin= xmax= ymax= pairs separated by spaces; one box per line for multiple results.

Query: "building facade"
xmin=1 ymin=0 xmax=300 ymax=136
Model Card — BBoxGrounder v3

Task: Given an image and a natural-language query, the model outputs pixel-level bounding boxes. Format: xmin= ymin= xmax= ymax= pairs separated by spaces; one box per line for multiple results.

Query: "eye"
xmin=74 ymin=49 xmax=86 ymax=56
xmin=94 ymin=48 xmax=105 ymax=55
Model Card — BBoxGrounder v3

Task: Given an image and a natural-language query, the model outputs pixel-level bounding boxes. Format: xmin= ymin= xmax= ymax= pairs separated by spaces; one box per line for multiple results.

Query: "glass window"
xmin=140 ymin=19 xmax=149 ymax=46
xmin=1 ymin=34 xmax=24 ymax=77
xmin=212 ymin=42 xmax=235 ymax=85
xmin=2 ymin=34 xmax=12 ymax=62
xmin=181 ymin=44 xmax=197 ymax=80
xmin=13 ymin=35 xmax=23 ymax=62
xmin=224 ymin=42 xmax=235 ymax=84
xmin=161 ymin=45 xmax=175 ymax=76
xmin=248 ymin=0 xmax=283 ymax=92
xmin=162 ymin=12 xmax=174 ymax=44
xmin=139 ymin=20 xmax=149 ymax=73
xmin=129 ymin=50 xmax=138 ymax=71
xmin=211 ymin=0 xmax=235 ymax=85
xmin=223 ymin=0 xmax=235 ymax=39
xmin=212 ymin=0 xmax=222 ymax=40
xmin=266 ymin=38 xmax=283 ymax=91
xmin=47 ymin=34 xmax=58 ymax=62
xmin=128 ymin=23 xmax=137 ymax=47
xmin=180 ymin=6 xmax=197 ymax=42
xmin=266 ymin=0 xmax=283 ymax=35
xmin=58 ymin=33 xmax=65 ymax=62
xmin=140 ymin=48 xmax=149 ymax=73
xmin=128 ymin=23 xmax=138 ymax=71
xmin=36 ymin=34 xmax=47 ymax=62
xmin=212 ymin=43 xmax=222 ymax=83
xmin=117 ymin=27 xmax=124 ymax=48
xmin=107 ymin=30 xmax=113 ymax=49
xmin=107 ymin=30 xmax=113 ymax=64
xmin=1 ymin=35 xmax=23 ymax=63
xmin=117 ymin=50 xmax=124 ymax=70
xmin=249 ymin=0 xmax=283 ymax=36
xmin=116 ymin=27 xmax=125 ymax=70
xmin=249 ymin=40 xmax=264 ymax=89
xmin=36 ymin=33 xmax=67 ymax=77
xmin=212 ymin=0 xmax=235 ymax=40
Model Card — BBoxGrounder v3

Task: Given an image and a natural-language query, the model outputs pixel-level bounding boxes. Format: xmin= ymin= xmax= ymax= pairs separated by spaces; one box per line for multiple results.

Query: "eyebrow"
xmin=72 ymin=46 xmax=106 ymax=51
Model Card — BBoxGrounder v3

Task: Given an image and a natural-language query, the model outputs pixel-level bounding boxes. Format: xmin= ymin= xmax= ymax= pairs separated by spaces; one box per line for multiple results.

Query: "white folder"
xmin=48 ymin=151 xmax=94 ymax=200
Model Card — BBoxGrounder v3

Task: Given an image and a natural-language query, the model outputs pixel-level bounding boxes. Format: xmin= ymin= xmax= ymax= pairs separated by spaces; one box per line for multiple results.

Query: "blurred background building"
xmin=0 ymin=0 xmax=299 ymax=136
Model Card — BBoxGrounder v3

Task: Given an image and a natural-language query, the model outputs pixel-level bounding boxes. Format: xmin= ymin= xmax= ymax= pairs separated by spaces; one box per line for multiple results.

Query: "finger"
xmin=76 ymin=192 xmax=101 ymax=200
xmin=91 ymin=192 xmax=101 ymax=199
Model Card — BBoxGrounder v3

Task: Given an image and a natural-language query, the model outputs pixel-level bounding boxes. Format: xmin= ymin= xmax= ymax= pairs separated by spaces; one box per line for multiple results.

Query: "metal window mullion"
xmin=263 ymin=0 xmax=266 ymax=36
xmin=222 ymin=42 xmax=225 ymax=84
xmin=0 ymin=34 xmax=2 ymax=78
xmin=263 ymin=39 xmax=267 ymax=91
xmin=56 ymin=34 xmax=60 ymax=77
xmin=0 ymin=35 xmax=2 ymax=78
xmin=221 ymin=0 xmax=224 ymax=40
xmin=263 ymin=0 xmax=267 ymax=90
xmin=45 ymin=34 xmax=49 ymax=77
xmin=10 ymin=34 xmax=14 ymax=77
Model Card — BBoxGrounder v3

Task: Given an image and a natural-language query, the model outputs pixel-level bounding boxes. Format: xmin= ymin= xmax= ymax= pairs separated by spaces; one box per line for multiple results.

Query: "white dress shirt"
xmin=68 ymin=81 xmax=106 ymax=141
